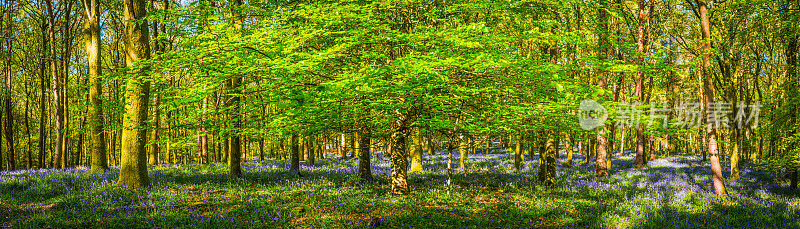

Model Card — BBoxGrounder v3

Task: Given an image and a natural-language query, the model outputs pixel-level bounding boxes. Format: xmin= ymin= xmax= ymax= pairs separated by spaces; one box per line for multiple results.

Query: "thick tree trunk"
xmin=390 ymin=114 xmax=409 ymax=194
xmin=409 ymin=128 xmax=423 ymax=173
xmin=356 ymin=131 xmax=372 ymax=180
xmin=537 ymin=138 xmax=547 ymax=182
xmin=117 ymin=0 xmax=152 ymax=189
xmin=543 ymin=135 xmax=558 ymax=186
xmin=459 ymin=136 xmax=468 ymax=170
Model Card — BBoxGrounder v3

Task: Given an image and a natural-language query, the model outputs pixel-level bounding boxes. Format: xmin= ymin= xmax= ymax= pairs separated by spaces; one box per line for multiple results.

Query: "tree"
xmin=634 ymin=0 xmax=647 ymax=168
xmin=117 ymin=0 xmax=151 ymax=189
xmin=44 ymin=0 xmax=64 ymax=169
xmin=83 ymin=0 xmax=108 ymax=173
xmin=595 ymin=0 xmax=610 ymax=178
xmin=226 ymin=0 xmax=243 ymax=178
xmin=3 ymin=0 xmax=15 ymax=171
xmin=409 ymin=128 xmax=423 ymax=173
xmin=356 ymin=130 xmax=371 ymax=180
xmin=697 ymin=0 xmax=726 ymax=196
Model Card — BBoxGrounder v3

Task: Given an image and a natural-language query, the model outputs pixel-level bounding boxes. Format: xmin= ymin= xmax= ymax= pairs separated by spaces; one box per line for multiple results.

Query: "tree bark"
xmin=38 ymin=19 xmax=48 ymax=169
xmin=84 ymin=0 xmax=108 ymax=173
xmin=409 ymin=128 xmax=423 ymax=173
xmin=3 ymin=0 xmax=15 ymax=171
xmin=290 ymin=134 xmax=299 ymax=171
xmin=44 ymin=0 xmax=64 ymax=169
xmin=117 ymin=0 xmax=152 ymax=189
xmin=543 ymin=135 xmax=558 ymax=186
xmin=390 ymin=113 xmax=409 ymax=194
xmin=698 ymin=0 xmax=726 ymax=196
xmin=514 ymin=135 xmax=524 ymax=172
xmin=356 ymin=130 xmax=372 ymax=180
xmin=595 ymin=0 xmax=609 ymax=177
xmin=83 ymin=0 xmax=108 ymax=172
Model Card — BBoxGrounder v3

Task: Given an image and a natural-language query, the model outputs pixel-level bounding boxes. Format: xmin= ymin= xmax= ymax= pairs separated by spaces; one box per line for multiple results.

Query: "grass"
xmin=1 ymin=150 xmax=798 ymax=228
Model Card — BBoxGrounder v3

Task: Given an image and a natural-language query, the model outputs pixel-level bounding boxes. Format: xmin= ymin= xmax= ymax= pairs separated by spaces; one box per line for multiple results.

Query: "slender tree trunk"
xmin=303 ymin=136 xmax=309 ymax=162
xmin=258 ymin=136 xmax=264 ymax=161
xmin=201 ymin=94 xmax=209 ymax=163
xmin=459 ymin=136 xmax=468 ymax=170
xmin=446 ymin=144 xmax=453 ymax=195
xmin=45 ymin=0 xmax=64 ymax=169
xmin=308 ymin=135 xmax=315 ymax=165
xmin=24 ymin=82 xmax=31 ymax=169
xmin=3 ymin=0 xmax=14 ymax=171
xmin=59 ymin=0 xmax=74 ymax=169
xmin=84 ymin=0 xmax=108 ymax=173
xmin=595 ymin=0 xmax=610 ymax=177
xmin=84 ymin=0 xmax=108 ymax=172
xmin=290 ymin=134 xmax=299 ymax=171
xmin=148 ymin=95 xmax=160 ymax=165
xmin=698 ymin=0 xmax=726 ymax=196
xmin=564 ymin=137 xmax=574 ymax=167
xmin=117 ymin=0 xmax=152 ymax=189
xmin=38 ymin=19 xmax=47 ymax=169
xmin=514 ymin=135 xmax=524 ymax=172
xmin=339 ymin=133 xmax=346 ymax=159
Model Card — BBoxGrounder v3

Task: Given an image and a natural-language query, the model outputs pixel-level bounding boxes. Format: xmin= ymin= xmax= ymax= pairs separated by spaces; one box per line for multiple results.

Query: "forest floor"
xmin=1 ymin=149 xmax=798 ymax=228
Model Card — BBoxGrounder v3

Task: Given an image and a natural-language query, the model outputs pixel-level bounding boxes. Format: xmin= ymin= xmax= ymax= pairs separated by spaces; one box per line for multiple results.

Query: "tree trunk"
xmin=409 ymin=128 xmax=423 ymax=173
xmin=38 ymin=18 xmax=48 ymax=169
xmin=790 ymin=166 xmax=798 ymax=191
xmin=201 ymin=94 xmax=209 ymax=163
xmin=356 ymin=130 xmax=372 ymax=180
xmin=308 ymin=135 xmax=315 ymax=166
xmin=117 ymin=0 xmax=152 ymax=189
xmin=339 ymin=133 xmax=346 ymax=159
xmin=24 ymin=81 xmax=32 ymax=169
xmin=698 ymin=0 xmax=726 ymax=196
xmin=564 ymin=137 xmax=574 ymax=167
xmin=537 ymin=138 xmax=547 ymax=182
xmin=390 ymin=114 xmax=409 ymax=194
xmin=514 ymin=135 xmax=524 ymax=172
xmin=148 ymin=95 xmax=160 ymax=165
xmin=594 ymin=0 xmax=610 ymax=177
xmin=83 ymin=0 xmax=108 ymax=172
xmin=3 ymin=0 xmax=14 ymax=171
xmin=459 ymin=136 xmax=468 ymax=170
xmin=543 ymin=135 xmax=558 ymax=186
xmin=225 ymin=0 xmax=244 ymax=177
xmin=44 ymin=0 xmax=64 ymax=170
xmin=290 ymin=134 xmax=299 ymax=171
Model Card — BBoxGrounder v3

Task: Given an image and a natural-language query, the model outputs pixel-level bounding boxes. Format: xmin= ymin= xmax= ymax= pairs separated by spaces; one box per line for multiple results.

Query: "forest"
xmin=0 ymin=0 xmax=799 ymax=228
